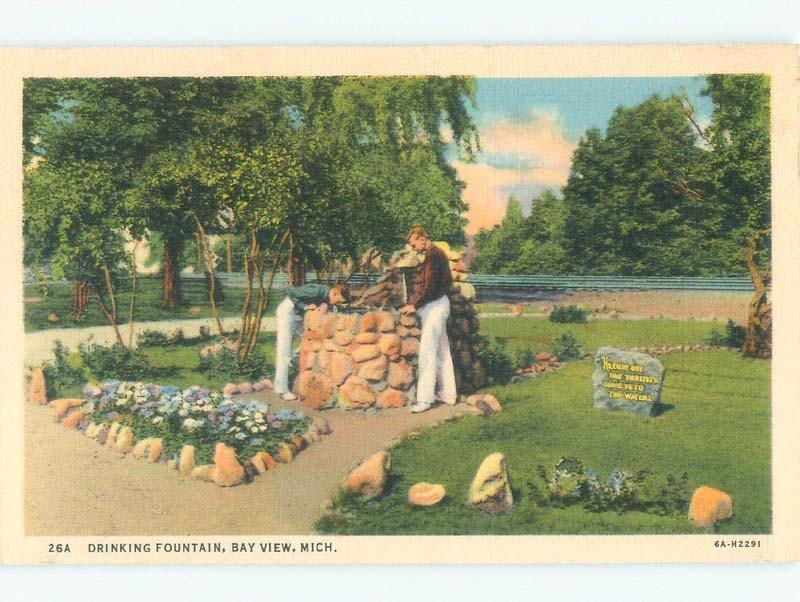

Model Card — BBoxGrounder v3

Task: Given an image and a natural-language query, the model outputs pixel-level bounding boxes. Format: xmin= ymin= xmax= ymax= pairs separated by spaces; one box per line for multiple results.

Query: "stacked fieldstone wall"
xmin=293 ymin=308 xmax=420 ymax=409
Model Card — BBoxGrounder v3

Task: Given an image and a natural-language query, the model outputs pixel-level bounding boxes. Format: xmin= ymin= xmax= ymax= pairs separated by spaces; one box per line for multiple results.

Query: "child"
xmin=274 ymin=282 xmax=350 ymax=400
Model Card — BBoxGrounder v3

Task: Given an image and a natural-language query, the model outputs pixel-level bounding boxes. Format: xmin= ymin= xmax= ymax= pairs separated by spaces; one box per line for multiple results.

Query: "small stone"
xmin=375 ymin=311 xmax=396 ymax=332
xmin=252 ymin=381 xmax=265 ymax=392
xmin=212 ymin=442 xmax=245 ymax=487
xmin=133 ymin=438 xmax=164 ymax=462
xmin=468 ymin=452 xmax=514 ymax=514
xmin=513 ymin=305 xmax=524 ymax=317
xmin=399 ymin=313 xmax=419 ymax=327
xmin=262 ymin=453 xmax=278 ymax=470
xmin=400 ymin=337 xmax=420 ymax=357
xmin=47 ymin=312 xmax=59 ymax=323
xmin=260 ymin=378 xmax=274 ymax=390
xmin=276 ymin=442 xmax=295 ymax=463
xmin=188 ymin=306 xmax=203 ymax=315
xmin=238 ymin=382 xmax=254 ymax=394
xmin=291 ymin=434 xmax=306 ymax=452
xmin=535 ymin=352 xmax=552 ymax=361
xmin=387 ymin=359 xmax=414 ymax=389
xmin=62 ymin=410 xmax=84 ymax=429
xmin=179 ymin=445 xmax=196 ymax=476
xmin=352 ymin=344 xmax=380 ymax=363
xmin=105 ymin=422 xmax=121 ymax=447
xmin=408 ymin=482 xmax=446 ymax=506
xmin=28 ymin=367 xmax=47 ymax=405
xmin=338 ymin=375 xmax=376 ymax=409
xmin=191 ymin=464 xmax=215 ymax=482
xmin=346 ymin=451 xmax=391 ymax=499
xmin=377 ymin=388 xmax=407 ymax=408
xmin=223 ymin=383 xmax=240 ymax=396
xmin=333 ymin=329 xmax=354 ymax=346
xmin=250 ymin=453 xmax=268 ymax=474
xmin=358 ymin=354 xmax=389 ymax=381
xmin=465 ymin=393 xmax=503 ymax=416
xmin=379 ymin=333 xmax=401 ymax=357
xmin=355 ymin=332 xmax=379 ymax=344
xmin=50 ymin=398 xmax=85 ymax=419
xmin=689 ymin=486 xmax=733 ymax=528
xmin=313 ymin=417 xmax=332 ymax=435
xmin=360 ymin=313 xmax=380 ymax=333
xmin=115 ymin=426 xmax=134 ymax=452
xmin=305 ymin=308 xmax=333 ymax=335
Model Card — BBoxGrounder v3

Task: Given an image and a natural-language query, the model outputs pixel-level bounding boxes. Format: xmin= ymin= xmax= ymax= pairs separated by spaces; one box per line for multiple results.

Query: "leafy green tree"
xmin=472 ymin=196 xmax=527 ymax=274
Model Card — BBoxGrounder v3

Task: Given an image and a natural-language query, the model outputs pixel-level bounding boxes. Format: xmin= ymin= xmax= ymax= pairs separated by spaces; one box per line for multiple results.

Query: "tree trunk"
xmin=161 ymin=237 xmax=182 ymax=308
xmin=195 ymin=222 xmax=225 ymax=338
xmin=226 ymin=234 xmax=233 ymax=273
xmin=72 ymin=279 xmax=90 ymax=321
xmin=286 ymin=232 xmax=306 ymax=286
xmin=128 ymin=243 xmax=139 ymax=348
xmin=742 ymin=233 xmax=772 ymax=358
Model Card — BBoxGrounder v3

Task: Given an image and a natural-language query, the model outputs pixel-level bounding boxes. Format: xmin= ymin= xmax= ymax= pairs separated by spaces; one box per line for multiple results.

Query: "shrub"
xmin=41 ymin=340 xmax=86 ymax=398
xmin=137 ymin=329 xmax=170 ymax=347
xmin=549 ymin=304 xmax=588 ymax=324
xmin=529 ymin=456 xmax=691 ymax=516
xmin=705 ymin=319 xmax=747 ymax=350
xmin=510 ymin=346 xmax=536 ymax=371
xmin=553 ymin=331 xmax=582 ymax=361
xmin=724 ymin=319 xmax=746 ymax=350
xmin=80 ymin=342 xmax=154 ymax=381
xmin=198 ymin=346 xmax=272 ymax=383
xmin=478 ymin=339 xmax=515 ymax=386
xmin=168 ymin=328 xmax=186 ymax=345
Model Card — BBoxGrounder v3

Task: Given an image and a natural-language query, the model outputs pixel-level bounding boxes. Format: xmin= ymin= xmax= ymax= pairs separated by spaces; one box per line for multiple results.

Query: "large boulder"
xmin=593 ymin=347 xmax=666 ymax=416
xmin=62 ymin=410 xmax=85 ymax=429
xmin=212 ymin=442 xmax=245 ymax=487
xmin=400 ymin=337 xmax=420 ymax=357
xmin=387 ymin=360 xmax=414 ymax=390
xmin=408 ymin=482 xmax=446 ymax=506
xmin=338 ymin=375 xmax=376 ymax=409
xmin=346 ymin=451 xmax=391 ymax=499
xmin=28 ymin=367 xmax=48 ymax=405
xmin=115 ymin=426 xmax=134 ymax=452
xmin=688 ymin=486 xmax=733 ymax=528
xmin=467 ymin=452 xmax=514 ymax=514
xmin=328 ymin=351 xmax=355 ymax=386
xmin=295 ymin=371 xmax=334 ymax=409
xmin=375 ymin=311 xmax=396 ymax=332
xmin=376 ymin=388 xmax=407 ymax=409
xmin=358 ymin=354 xmax=389 ymax=382
xmin=352 ymin=344 xmax=380 ymax=363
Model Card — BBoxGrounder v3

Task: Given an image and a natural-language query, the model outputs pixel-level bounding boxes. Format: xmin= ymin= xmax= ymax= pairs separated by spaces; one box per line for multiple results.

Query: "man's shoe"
xmin=281 ymin=392 xmax=298 ymax=401
xmin=410 ymin=401 xmax=432 ymax=413
xmin=435 ymin=396 xmax=457 ymax=406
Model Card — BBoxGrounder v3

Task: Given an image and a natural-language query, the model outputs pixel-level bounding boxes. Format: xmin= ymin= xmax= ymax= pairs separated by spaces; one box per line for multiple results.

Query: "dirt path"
xmin=24 ymin=316 xmax=276 ymax=368
xmin=24 ymin=393 xmax=471 ymax=536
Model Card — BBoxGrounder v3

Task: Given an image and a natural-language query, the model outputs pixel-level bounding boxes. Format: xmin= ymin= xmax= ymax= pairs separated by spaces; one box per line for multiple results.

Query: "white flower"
xmin=235 ymin=432 xmax=246 ymax=440
xmin=178 ymin=409 xmax=188 ymax=417
xmin=245 ymin=420 xmax=254 ymax=429
xmin=259 ymin=425 xmax=267 ymax=432
xmin=151 ymin=416 xmax=164 ymax=425
xmin=202 ymin=404 xmax=213 ymax=412
xmin=250 ymin=427 xmax=259 ymax=433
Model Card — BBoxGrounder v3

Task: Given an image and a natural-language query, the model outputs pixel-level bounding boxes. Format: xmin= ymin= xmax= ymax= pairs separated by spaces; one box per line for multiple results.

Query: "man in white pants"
xmin=400 ymin=226 xmax=457 ymax=413
xmin=274 ymin=282 xmax=349 ymax=400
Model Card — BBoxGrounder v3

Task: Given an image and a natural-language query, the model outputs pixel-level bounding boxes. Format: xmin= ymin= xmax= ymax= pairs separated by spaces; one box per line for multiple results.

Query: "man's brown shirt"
xmin=411 ymin=244 xmax=453 ymax=308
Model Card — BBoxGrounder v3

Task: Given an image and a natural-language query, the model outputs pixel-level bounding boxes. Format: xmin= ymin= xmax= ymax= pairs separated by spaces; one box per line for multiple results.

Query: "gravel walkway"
xmin=24 ymin=392 xmax=471 ymax=536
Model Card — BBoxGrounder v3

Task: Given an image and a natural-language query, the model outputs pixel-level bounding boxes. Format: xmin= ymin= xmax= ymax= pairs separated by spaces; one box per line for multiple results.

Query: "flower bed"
xmin=50 ymin=380 xmax=330 ymax=487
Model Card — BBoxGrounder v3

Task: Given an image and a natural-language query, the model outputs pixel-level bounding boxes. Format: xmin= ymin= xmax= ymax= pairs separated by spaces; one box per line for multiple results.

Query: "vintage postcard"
xmin=0 ymin=45 xmax=798 ymax=564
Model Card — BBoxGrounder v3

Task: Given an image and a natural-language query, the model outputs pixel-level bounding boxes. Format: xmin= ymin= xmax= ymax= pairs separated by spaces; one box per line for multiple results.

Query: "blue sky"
xmin=456 ymin=77 xmax=713 ymax=232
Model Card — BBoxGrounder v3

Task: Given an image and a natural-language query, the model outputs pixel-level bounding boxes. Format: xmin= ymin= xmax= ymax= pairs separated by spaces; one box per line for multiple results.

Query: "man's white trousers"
xmin=274 ymin=297 xmax=304 ymax=394
xmin=415 ymin=295 xmax=457 ymax=405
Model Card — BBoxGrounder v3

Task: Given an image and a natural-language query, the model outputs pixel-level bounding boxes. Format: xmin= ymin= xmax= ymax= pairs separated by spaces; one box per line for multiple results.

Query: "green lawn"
xmin=24 ymin=276 xmax=279 ymax=332
xmin=316 ymin=350 xmax=771 ymax=534
xmin=480 ymin=316 xmax=720 ymax=357
xmin=53 ymin=335 xmax=279 ymax=399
